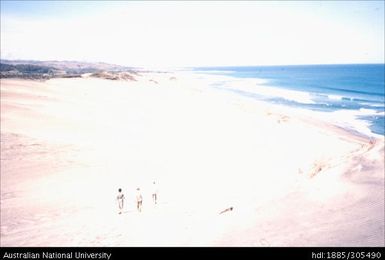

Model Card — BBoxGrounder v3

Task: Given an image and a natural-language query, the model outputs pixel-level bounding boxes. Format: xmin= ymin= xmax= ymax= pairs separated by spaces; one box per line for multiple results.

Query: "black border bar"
xmin=0 ymin=247 xmax=384 ymax=260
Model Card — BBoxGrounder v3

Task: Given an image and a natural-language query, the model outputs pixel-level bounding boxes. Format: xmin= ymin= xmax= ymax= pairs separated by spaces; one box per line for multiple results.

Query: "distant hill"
xmin=0 ymin=63 xmax=57 ymax=74
xmin=0 ymin=63 xmax=62 ymax=79
xmin=0 ymin=60 xmax=139 ymax=80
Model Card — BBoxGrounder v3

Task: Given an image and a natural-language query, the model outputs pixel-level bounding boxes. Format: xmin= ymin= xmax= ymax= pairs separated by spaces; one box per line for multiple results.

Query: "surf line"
xmin=2 ymin=252 xmax=112 ymax=260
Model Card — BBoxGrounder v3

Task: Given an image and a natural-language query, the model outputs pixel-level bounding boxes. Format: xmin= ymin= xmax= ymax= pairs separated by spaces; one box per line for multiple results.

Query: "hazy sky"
xmin=1 ymin=1 xmax=384 ymax=67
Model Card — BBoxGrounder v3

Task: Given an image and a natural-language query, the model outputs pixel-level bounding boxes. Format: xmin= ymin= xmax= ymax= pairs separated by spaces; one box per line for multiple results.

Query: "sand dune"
xmin=1 ymin=74 xmax=384 ymax=246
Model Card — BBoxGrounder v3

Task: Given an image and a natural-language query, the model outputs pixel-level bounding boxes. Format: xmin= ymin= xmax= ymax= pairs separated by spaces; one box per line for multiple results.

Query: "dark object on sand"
xmin=219 ymin=207 xmax=233 ymax=214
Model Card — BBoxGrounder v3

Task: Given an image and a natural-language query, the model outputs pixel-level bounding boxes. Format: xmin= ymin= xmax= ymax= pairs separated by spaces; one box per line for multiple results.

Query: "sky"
xmin=1 ymin=1 xmax=384 ymax=67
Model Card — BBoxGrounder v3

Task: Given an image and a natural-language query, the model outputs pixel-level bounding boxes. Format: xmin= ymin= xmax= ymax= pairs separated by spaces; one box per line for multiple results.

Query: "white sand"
xmin=1 ymin=73 xmax=384 ymax=246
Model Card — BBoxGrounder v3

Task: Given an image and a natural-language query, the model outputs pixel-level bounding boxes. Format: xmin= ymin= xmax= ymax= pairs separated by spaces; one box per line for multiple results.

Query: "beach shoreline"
xmin=1 ymin=73 xmax=384 ymax=246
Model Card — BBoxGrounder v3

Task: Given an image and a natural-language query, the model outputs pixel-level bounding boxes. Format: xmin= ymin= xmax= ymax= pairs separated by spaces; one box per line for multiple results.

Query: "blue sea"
xmin=192 ymin=64 xmax=385 ymax=137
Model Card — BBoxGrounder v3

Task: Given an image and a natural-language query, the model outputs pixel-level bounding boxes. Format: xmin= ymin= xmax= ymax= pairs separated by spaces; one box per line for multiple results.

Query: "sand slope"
xmin=1 ymin=74 xmax=384 ymax=246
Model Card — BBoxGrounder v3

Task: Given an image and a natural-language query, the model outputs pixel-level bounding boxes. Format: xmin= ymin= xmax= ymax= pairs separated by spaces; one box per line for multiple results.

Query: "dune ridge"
xmin=1 ymin=73 xmax=383 ymax=246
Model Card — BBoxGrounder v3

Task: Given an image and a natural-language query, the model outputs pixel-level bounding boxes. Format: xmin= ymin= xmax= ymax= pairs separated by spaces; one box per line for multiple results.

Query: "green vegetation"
xmin=0 ymin=60 xmax=139 ymax=80
xmin=0 ymin=63 xmax=60 ymax=79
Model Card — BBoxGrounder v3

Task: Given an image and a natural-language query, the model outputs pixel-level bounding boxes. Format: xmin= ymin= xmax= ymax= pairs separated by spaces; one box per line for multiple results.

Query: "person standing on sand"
xmin=152 ymin=181 xmax=158 ymax=205
xmin=136 ymin=188 xmax=143 ymax=212
xmin=116 ymin=188 xmax=125 ymax=214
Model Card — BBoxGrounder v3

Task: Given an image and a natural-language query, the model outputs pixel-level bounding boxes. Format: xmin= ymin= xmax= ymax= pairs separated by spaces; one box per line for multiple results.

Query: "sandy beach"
xmin=1 ymin=72 xmax=384 ymax=246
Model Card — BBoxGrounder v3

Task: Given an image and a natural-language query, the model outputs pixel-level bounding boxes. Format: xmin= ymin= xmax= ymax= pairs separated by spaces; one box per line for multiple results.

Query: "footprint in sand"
xmin=259 ymin=238 xmax=271 ymax=246
xmin=270 ymin=114 xmax=290 ymax=124
xmin=309 ymin=160 xmax=328 ymax=178
xmin=149 ymin=79 xmax=159 ymax=84
xmin=278 ymin=116 xmax=289 ymax=124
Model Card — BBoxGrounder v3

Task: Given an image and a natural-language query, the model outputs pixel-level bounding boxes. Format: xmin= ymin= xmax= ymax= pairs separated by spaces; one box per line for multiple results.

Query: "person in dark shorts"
xmin=117 ymin=188 xmax=125 ymax=214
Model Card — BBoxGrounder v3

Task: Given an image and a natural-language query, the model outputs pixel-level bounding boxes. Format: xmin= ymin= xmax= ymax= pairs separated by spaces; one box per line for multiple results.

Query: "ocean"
xmin=192 ymin=64 xmax=385 ymax=137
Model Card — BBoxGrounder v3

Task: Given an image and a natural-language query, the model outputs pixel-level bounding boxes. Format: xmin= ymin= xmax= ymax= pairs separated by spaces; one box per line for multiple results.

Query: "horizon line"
xmin=1 ymin=58 xmax=384 ymax=68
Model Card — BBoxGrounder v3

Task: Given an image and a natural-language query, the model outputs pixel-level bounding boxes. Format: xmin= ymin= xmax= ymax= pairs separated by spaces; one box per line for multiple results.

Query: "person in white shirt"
xmin=136 ymin=188 xmax=143 ymax=212
xmin=116 ymin=188 xmax=125 ymax=214
xmin=152 ymin=181 xmax=158 ymax=205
